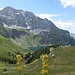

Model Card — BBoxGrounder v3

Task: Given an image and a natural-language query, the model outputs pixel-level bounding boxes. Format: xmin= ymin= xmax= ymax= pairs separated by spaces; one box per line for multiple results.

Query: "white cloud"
xmin=35 ymin=13 xmax=75 ymax=33
xmin=35 ymin=14 xmax=60 ymax=21
xmin=54 ymin=20 xmax=75 ymax=33
xmin=0 ymin=8 xmax=3 ymax=10
xmin=59 ymin=0 xmax=75 ymax=8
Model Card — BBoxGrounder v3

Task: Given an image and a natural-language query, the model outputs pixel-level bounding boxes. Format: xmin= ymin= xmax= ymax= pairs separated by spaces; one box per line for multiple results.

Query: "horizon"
xmin=0 ymin=0 xmax=75 ymax=33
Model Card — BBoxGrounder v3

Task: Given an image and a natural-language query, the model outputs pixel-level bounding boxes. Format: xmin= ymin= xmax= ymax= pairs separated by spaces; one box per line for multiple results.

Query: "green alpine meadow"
xmin=0 ymin=6 xmax=75 ymax=75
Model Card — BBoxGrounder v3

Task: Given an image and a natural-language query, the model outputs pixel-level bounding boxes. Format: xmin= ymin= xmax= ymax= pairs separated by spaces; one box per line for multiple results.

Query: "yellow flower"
xmin=43 ymin=64 xmax=48 ymax=68
xmin=41 ymin=70 xmax=48 ymax=74
xmin=17 ymin=61 xmax=22 ymax=65
xmin=42 ymin=54 xmax=48 ymax=74
xmin=16 ymin=54 xmax=22 ymax=62
xmin=17 ymin=54 xmax=22 ymax=59
xmin=42 ymin=59 xmax=48 ymax=62
xmin=18 ymin=58 xmax=22 ymax=61
xmin=16 ymin=54 xmax=21 ymax=59
xmin=42 ymin=55 xmax=48 ymax=60
xmin=17 ymin=67 xmax=22 ymax=71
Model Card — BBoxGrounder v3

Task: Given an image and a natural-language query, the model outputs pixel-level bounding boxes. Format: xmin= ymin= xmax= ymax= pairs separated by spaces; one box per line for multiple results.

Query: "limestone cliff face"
xmin=0 ymin=6 xmax=58 ymax=30
xmin=8 ymin=29 xmax=28 ymax=39
xmin=36 ymin=30 xmax=75 ymax=45
xmin=0 ymin=6 xmax=75 ymax=46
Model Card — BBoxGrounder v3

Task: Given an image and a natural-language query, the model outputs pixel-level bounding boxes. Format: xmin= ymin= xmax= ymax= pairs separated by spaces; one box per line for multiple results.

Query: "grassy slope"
xmin=0 ymin=35 xmax=28 ymax=63
xmin=1 ymin=46 xmax=75 ymax=75
xmin=23 ymin=46 xmax=75 ymax=75
xmin=15 ymin=30 xmax=41 ymax=47
xmin=0 ymin=35 xmax=75 ymax=75
xmin=5 ymin=28 xmax=41 ymax=47
xmin=48 ymin=46 xmax=75 ymax=75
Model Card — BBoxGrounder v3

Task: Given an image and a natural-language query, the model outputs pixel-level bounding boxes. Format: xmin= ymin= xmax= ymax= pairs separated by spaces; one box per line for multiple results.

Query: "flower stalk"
xmin=16 ymin=54 xmax=22 ymax=75
xmin=41 ymin=54 xmax=48 ymax=75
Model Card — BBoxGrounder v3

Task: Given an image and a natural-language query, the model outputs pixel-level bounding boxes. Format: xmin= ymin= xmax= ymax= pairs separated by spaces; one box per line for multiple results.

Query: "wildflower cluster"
xmin=42 ymin=54 xmax=48 ymax=75
xmin=16 ymin=54 xmax=22 ymax=74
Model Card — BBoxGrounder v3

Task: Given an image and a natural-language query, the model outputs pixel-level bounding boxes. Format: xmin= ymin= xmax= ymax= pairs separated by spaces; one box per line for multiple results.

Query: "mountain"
xmin=0 ymin=6 xmax=75 ymax=46
xmin=70 ymin=33 xmax=75 ymax=39
xmin=0 ymin=6 xmax=58 ymax=30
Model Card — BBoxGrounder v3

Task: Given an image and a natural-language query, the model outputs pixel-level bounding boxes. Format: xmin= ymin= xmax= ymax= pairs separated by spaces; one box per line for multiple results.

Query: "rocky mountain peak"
xmin=0 ymin=6 xmax=58 ymax=30
xmin=0 ymin=6 xmax=17 ymax=17
xmin=3 ymin=6 xmax=16 ymax=11
xmin=0 ymin=6 xmax=75 ymax=46
xmin=0 ymin=6 xmax=35 ymax=18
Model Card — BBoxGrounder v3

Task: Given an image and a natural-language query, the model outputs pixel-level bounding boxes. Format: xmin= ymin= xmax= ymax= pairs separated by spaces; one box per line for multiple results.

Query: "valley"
xmin=0 ymin=39 xmax=75 ymax=75
xmin=0 ymin=6 xmax=75 ymax=75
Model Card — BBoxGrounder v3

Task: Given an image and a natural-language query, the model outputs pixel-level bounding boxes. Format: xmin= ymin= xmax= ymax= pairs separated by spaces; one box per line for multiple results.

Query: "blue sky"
xmin=0 ymin=0 xmax=75 ymax=33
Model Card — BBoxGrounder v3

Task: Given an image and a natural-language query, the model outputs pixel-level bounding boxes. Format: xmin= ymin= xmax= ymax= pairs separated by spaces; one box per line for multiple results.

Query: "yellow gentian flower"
xmin=17 ymin=67 xmax=22 ymax=71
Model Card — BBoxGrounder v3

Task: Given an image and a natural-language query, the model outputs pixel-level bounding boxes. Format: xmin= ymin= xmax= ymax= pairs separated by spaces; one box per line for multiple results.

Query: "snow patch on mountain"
xmin=3 ymin=22 xmax=31 ymax=29
xmin=30 ymin=29 xmax=49 ymax=35
xmin=15 ymin=13 xmax=20 ymax=15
